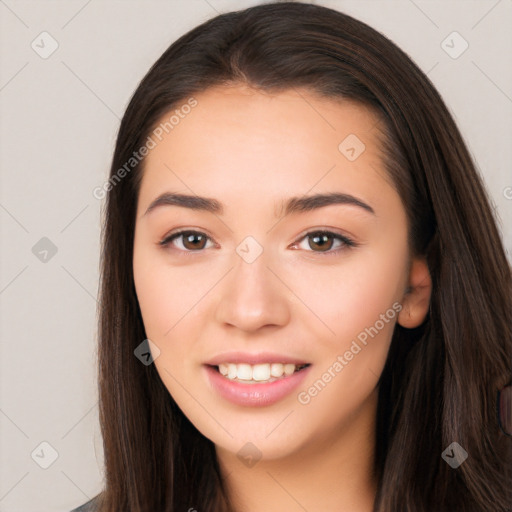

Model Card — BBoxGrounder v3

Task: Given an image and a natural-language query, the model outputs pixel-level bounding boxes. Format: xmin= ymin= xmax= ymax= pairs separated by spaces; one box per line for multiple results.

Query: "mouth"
xmin=207 ymin=362 xmax=311 ymax=385
xmin=204 ymin=361 xmax=313 ymax=407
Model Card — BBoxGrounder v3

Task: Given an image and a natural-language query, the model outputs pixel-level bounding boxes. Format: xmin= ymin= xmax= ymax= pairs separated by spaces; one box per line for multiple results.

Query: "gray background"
xmin=0 ymin=1 xmax=510 ymax=510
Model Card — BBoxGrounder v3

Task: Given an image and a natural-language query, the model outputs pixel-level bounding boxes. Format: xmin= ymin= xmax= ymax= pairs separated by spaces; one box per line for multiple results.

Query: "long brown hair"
xmin=96 ymin=2 xmax=512 ymax=510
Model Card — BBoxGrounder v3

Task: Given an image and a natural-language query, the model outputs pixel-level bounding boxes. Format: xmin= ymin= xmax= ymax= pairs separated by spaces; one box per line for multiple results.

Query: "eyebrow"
xmin=143 ymin=191 xmax=375 ymax=218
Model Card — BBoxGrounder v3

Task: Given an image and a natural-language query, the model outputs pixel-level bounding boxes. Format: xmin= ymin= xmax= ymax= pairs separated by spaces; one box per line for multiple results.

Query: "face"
xmin=132 ymin=84 xmax=429 ymax=462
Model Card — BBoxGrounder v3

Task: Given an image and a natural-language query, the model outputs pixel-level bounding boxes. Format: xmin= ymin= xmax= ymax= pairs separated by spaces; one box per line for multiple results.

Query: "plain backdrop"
xmin=0 ymin=1 xmax=511 ymax=511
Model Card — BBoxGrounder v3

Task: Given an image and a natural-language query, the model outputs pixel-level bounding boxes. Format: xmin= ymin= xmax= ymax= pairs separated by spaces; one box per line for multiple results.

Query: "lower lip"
xmin=204 ymin=364 xmax=312 ymax=407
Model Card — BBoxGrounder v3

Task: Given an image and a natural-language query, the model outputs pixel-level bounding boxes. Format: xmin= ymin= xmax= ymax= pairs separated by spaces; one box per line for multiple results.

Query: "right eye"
xmin=159 ymin=230 xmax=215 ymax=253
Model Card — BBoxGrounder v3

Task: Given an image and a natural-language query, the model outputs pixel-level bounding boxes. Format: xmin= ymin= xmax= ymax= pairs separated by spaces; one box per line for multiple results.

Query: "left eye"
xmin=293 ymin=230 xmax=355 ymax=254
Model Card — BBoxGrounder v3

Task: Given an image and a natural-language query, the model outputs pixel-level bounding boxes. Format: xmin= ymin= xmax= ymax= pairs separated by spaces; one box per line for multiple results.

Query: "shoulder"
xmin=70 ymin=494 xmax=101 ymax=512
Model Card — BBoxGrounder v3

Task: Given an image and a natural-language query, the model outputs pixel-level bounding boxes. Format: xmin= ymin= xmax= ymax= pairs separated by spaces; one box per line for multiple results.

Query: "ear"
xmin=397 ymin=257 xmax=432 ymax=329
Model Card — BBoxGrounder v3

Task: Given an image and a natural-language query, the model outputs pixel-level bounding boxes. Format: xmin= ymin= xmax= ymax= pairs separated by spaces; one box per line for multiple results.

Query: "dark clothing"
xmin=70 ymin=494 xmax=100 ymax=512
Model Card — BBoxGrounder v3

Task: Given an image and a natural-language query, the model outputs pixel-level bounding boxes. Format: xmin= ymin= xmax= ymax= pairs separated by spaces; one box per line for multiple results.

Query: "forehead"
xmin=138 ymin=85 xmax=392 ymax=214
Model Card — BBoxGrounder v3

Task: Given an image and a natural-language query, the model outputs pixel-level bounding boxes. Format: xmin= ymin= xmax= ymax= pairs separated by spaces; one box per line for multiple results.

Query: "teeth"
xmin=284 ymin=363 xmax=296 ymax=376
xmin=252 ymin=363 xmax=270 ymax=381
xmin=237 ymin=363 xmax=252 ymax=380
xmin=270 ymin=363 xmax=284 ymax=377
xmin=216 ymin=362 xmax=307 ymax=382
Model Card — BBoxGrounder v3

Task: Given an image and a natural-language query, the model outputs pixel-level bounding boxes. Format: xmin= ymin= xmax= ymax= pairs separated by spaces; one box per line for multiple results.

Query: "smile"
xmin=217 ymin=362 xmax=310 ymax=383
xmin=204 ymin=363 xmax=312 ymax=407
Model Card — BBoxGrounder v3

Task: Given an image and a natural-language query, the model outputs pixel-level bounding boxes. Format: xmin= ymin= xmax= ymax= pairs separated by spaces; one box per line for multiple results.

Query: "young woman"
xmin=72 ymin=2 xmax=511 ymax=511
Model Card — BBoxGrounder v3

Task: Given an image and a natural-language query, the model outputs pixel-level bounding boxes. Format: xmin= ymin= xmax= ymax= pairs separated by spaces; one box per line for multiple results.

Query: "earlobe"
xmin=398 ymin=257 xmax=432 ymax=329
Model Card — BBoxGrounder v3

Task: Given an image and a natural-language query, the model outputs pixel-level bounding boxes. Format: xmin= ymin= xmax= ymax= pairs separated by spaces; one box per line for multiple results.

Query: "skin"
xmin=132 ymin=84 xmax=432 ymax=512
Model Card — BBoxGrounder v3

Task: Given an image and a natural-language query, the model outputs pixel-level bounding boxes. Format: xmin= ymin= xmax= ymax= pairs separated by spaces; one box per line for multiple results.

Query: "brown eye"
xmin=159 ymin=230 xmax=213 ymax=252
xmin=295 ymin=230 xmax=355 ymax=255
xmin=307 ymin=232 xmax=335 ymax=252
xmin=180 ymin=232 xmax=208 ymax=250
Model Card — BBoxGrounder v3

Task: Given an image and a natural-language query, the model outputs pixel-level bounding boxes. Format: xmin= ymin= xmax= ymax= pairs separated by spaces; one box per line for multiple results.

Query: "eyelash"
xmin=158 ymin=229 xmax=357 ymax=257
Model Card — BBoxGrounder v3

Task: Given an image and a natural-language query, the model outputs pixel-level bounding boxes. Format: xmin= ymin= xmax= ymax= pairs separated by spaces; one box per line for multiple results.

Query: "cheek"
xmin=133 ymin=256 xmax=202 ymax=396
xmin=132 ymin=244 xmax=215 ymax=408
xmin=134 ymin=269 xmax=193 ymax=338
xmin=133 ymin=238 xmax=203 ymax=341
xmin=289 ymin=238 xmax=408 ymax=402
xmin=291 ymin=247 xmax=408 ymax=348
xmin=133 ymin=251 xmax=169 ymax=339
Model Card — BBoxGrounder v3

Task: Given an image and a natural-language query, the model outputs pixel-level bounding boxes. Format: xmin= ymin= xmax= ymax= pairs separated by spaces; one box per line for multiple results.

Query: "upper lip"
xmin=204 ymin=351 xmax=310 ymax=366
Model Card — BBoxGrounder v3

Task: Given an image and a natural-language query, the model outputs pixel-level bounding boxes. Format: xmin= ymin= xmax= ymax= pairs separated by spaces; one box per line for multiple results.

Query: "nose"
xmin=214 ymin=249 xmax=291 ymax=333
